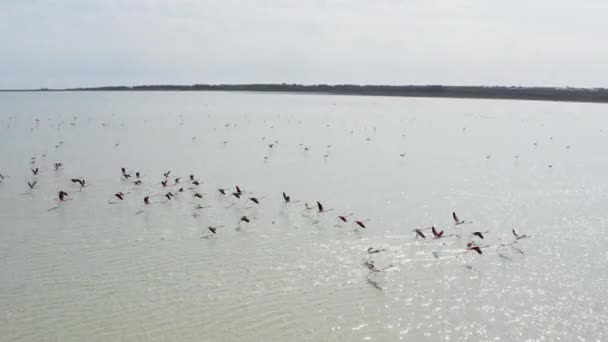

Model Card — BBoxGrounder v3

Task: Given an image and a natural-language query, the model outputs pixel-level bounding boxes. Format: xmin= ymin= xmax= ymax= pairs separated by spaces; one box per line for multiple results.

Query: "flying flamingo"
xmin=354 ymin=219 xmax=369 ymax=229
xmin=472 ymin=231 xmax=485 ymax=239
xmin=161 ymin=180 xmax=168 ymax=187
xmin=194 ymin=192 xmax=203 ymax=199
xmin=58 ymin=191 xmax=68 ymax=201
xmin=282 ymin=192 xmax=290 ymax=203
xmin=414 ymin=229 xmax=426 ymax=239
xmin=163 ymin=171 xmax=171 ymax=178
xmin=114 ymin=192 xmax=125 ymax=200
xmin=27 ymin=180 xmax=37 ymax=189
xmin=465 ymin=242 xmax=483 ymax=255
xmin=316 ymin=201 xmax=333 ymax=213
xmin=453 ymin=212 xmax=465 ymax=225
xmin=31 ymin=168 xmax=39 ymax=176
xmin=512 ymin=229 xmax=531 ymax=240
xmin=71 ymin=178 xmax=86 ymax=187
xmin=432 ymin=226 xmax=444 ymax=238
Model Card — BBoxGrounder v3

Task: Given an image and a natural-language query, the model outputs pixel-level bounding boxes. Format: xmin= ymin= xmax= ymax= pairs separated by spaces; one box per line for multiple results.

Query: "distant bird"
xmin=136 ymin=172 xmax=141 ymax=179
xmin=164 ymin=171 xmax=171 ymax=178
xmin=31 ymin=168 xmax=39 ymax=175
xmin=472 ymin=231 xmax=485 ymax=239
xmin=114 ymin=192 xmax=125 ymax=200
xmin=165 ymin=192 xmax=174 ymax=200
xmin=232 ymin=192 xmax=241 ymax=199
xmin=249 ymin=197 xmax=260 ymax=204
xmin=355 ymin=220 xmax=367 ymax=229
xmin=240 ymin=216 xmax=250 ymax=223
xmin=414 ymin=229 xmax=426 ymax=239
xmin=192 ymin=180 xmax=201 ymax=186
xmin=189 ymin=174 xmax=195 ymax=181
xmin=71 ymin=178 xmax=85 ymax=187
xmin=432 ymin=226 xmax=444 ymax=238
xmin=194 ymin=192 xmax=203 ymax=199
xmin=367 ymin=247 xmax=385 ymax=254
xmin=144 ymin=196 xmax=151 ymax=204
xmin=452 ymin=212 xmax=465 ymax=225
xmin=282 ymin=192 xmax=290 ymax=203
xmin=235 ymin=185 xmax=242 ymax=195
xmin=0 ymin=173 xmax=6 ymax=180
xmin=466 ymin=242 xmax=483 ymax=255
xmin=161 ymin=180 xmax=168 ymax=187
xmin=218 ymin=188 xmax=227 ymax=195
xmin=27 ymin=180 xmax=37 ymax=189
xmin=208 ymin=226 xmax=217 ymax=234
xmin=178 ymin=187 xmax=184 ymax=192
xmin=174 ymin=177 xmax=181 ymax=184
xmin=134 ymin=180 xmax=142 ymax=186
xmin=338 ymin=215 xmax=350 ymax=223
xmin=512 ymin=229 xmax=530 ymax=240
xmin=53 ymin=162 xmax=63 ymax=170
xmin=58 ymin=191 xmax=68 ymax=201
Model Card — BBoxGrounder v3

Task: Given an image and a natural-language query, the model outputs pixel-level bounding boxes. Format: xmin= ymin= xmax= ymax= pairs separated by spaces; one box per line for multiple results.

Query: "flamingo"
xmin=136 ymin=172 xmax=141 ymax=179
xmin=453 ymin=212 xmax=465 ymax=225
xmin=414 ymin=229 xmax=426 ymax=239
xmin=192 ymin=180 xmax=201 ymax=186
xmin=466 ymin=242 xmax=483 ymax=255
xmin=512 ymin=229 xmax=531 ymax=240
xmin=472 ymin=231 xmax=485 ymax=239
xmin=31 ymin=168 xmax=39 ymax=176
xmin=114 ymin=192 xmax=125 ymax=200
xmin=27 ymin=180 xmax=37 ymax=189
xmin=194 ymin=192 xmax=203 ymax=199
xmin=161 ymin=180 xmax=168 ymax=187
xmin=58 ymin=191 xmax=68 ymax=201
xmin=355 ymin=219 xmax=368 ymax=229
xmin=249 ymin=197 xmax=260 ymax=204
xmin=163 ymin=171 xmax=171 ymax=178
xmin=432 ymin=226 xmax=444 ymax=238
xmin=282 ymin=192 xmax=290 ymax=203
xmin=71 ymin=178 xmax=85 ymax=187
xmin=144 ymin=196 xmax=151 ymax=204
xmin=218 ymin=188 xmax=227 ymax=195
xmin=165 ymin=192 xmax=174 ymax=200
xmin=240 ymin=216 xmax=250 ymax=223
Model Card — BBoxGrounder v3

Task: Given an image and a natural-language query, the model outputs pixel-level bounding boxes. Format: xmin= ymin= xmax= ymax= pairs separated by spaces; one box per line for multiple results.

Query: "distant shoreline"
xmin=2 ymin=84 xmax=608 ymax=104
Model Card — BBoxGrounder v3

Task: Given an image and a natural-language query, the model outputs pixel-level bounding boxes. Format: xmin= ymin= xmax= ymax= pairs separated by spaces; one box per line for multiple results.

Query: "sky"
xmin=1 ymin=0 xmax=608 ymax=89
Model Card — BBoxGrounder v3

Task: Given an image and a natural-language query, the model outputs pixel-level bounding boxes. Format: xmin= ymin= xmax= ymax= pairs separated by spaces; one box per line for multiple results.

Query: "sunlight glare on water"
xmin=0 ymin=91 xmax=607 ymax=341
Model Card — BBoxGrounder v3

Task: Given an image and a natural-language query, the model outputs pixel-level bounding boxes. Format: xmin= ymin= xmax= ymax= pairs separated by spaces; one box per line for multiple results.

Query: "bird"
xmin=512 ymin=229 xmax=530 ymax=240
xmin=472 ymin=231 xmax=485 ymax=239
xmin=192 ymin=180 xmax=201 ymax=186
xmin=165 ymin=192 xmax=174 ymax=200
xmin=367 ymin=247 xmax=385 ymax=254
xmin=414 ymin=229 xmax=426 ymax=239
xmin=189 ymin=174 xmax=195 ymax=181
xmin=144 ymin=196 xmax=151 ymax=204
xmin=338 ymin=215 xmax=349 ymax=223
xmin=58 ymin=191 xmax=68 ymax=201
xmin=432 ymin=226 xmax=444 ymax=238
xmin=282 ymin=192 xmax=290 ymax=203
xmin=194 ymin=192 xmax=203 ymax=199
xmin=163 ymin=171 xmax=171 ymax=178
xmin=249 ymin=197 xmax=260 ymax=204
xmin=134 ymin=180 xmax=142 ymax=186
xmin=27 ymin=180 xmax=37 ymax=189
xmin=31 ymin=168 xmax=39 ymax=175
xmin=218 ymin=188 xmax=227 ymax=195
xmin=240 ymin=216 xmax=250 ymax=223
xmin=136 ymin=172 xmax=141 ymax=179
xmin=466 ymin=242 xmax=483 ymax=255
xmin=114 ymin=192 xmax=125 ymax=200
xmin=452 ymin=211 xmax=465 ymax=225
xmin=235 ymin=185 xmax=242 ymax=195
xmin=53 ymin=162 xmax=63 ymax=170
xmin=355 ymin=220 xmax=367 ymax=229
xmin=161 ymin=180 xmax=168 ymax=187
xmin=232 ymin=192 xmax=241 ymax=199
xmin=0 ymin=173 xmax=6 ymax=180
xmin=174 ymin=177 xmax=181 ymax=184
xmin=71 ymin=178 xmax=85 ymax=187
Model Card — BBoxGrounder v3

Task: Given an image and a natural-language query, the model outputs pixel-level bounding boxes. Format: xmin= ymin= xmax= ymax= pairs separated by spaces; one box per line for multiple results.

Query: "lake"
xmin=1 ymin=91 xmax=607 ymax=341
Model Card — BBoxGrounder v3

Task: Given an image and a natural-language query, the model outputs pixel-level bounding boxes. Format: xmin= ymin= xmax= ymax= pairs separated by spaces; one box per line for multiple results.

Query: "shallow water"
xmin=0 ymin=91 xmax=607 ymax=341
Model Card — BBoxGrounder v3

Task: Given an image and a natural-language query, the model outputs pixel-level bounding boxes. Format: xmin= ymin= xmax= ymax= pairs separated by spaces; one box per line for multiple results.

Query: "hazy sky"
xmin=1 ymin=0 xmax=607 ymax=88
